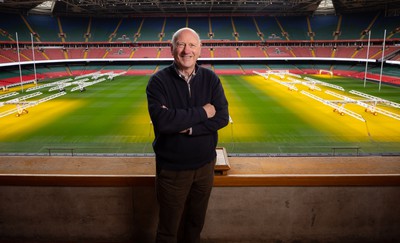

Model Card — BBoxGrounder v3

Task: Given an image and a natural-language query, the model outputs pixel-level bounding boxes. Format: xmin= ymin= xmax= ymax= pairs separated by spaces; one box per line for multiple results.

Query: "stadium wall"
xmin=1 ymin=185 xmax=399 ymax=243
xmin=1 ymin=156 xmax=399 ymax=243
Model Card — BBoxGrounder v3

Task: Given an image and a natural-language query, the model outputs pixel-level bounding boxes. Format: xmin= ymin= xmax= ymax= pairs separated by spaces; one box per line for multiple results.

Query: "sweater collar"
xmin=172 ymin=62 xmax=199 ymax=82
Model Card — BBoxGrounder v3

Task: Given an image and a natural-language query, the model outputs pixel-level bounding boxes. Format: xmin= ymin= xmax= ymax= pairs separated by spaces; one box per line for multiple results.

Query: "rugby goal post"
xmin=319 ymin=69 xmax=333 ymax=77
xmin=265 ymin=70 xmax=289 ymax=79
xmin=266 ymin=70 xmax=289 ymax=74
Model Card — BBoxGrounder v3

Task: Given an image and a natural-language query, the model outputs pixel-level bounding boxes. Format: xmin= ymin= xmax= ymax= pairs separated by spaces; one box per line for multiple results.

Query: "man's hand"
xmin=203 ymin=103 xmax=216 ymax=118
xmin=180 ymin=128 xmax=190 ymax=134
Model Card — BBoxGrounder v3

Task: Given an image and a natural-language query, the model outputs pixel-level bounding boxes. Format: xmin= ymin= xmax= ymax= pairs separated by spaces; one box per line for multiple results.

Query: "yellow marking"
xmin=360 ymin=12 xmax=380 ymax=40
xmin=57 ymin=17 xmax=66 ymax=42
xmin=275 ymin=17 xmax=289 ymax=41
xmin=20 ymin=14 xmax=40 ymax=42
xmin=331 ymin=48 xmax=336 ymax=58
xmin=236 ymin=48 xmax=241 ymax=58
xmin=0 ymin=100 xmax=84 ymax=140
xmin=252 ymin=17 xmax=264 ymax=41
xmin=231 ymin=17 xmax=238 ymax=41
xmin=334 ymin=15 xmax=342 ymax=40
xmin=289 ymin=49 xmax=296 ymax=57
xmin=85 ymin=17 xmax=92 ymax=42
xmin=306 ymin=16 xmax=314 ymax=41
xmin=63 ymin=49 xmax=69 ymax=59
xmin=103 ymin=50 xmax=109 ymax=58
xmin=0 ymin=54 xmax=14 ymax=62
xmin=311 ymin=49 xmax=316 ymax=57
xmin=208 ymin=17 xmax=213 ymax=39
xmin=109 ymin=18 xmax=123 ymax=42
xmin=159 ymin=17 xmax=167 ymax=42
xmin=244 ymin=75 xmax=400 ymax=142
xmin=262 ymin=48 xmax=269 ymax=57
xmin=129 ymin=48 xmax=136 ymax=58
xmin=41 ymin=51 xmax=50 ymax=60
xmin=20 ymin=53 xmax=31 ymax=61
xmin=134 ymin=18 xmax=145 ymax=42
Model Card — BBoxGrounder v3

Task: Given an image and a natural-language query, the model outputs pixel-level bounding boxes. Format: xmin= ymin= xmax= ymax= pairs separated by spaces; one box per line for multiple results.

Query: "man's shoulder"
xmin=149 ymin=64 xmax=174 ymax=82
xmin=154 ymin=64 xmax=174 ymax=76
xmin=197 ymin=65 xmax=217 ymax=77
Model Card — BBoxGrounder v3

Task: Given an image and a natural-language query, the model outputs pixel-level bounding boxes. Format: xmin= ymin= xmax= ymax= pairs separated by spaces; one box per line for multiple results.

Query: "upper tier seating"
xmin=163 ymin=17 xmax=187 ymax=41
xmin=209 ymin=17 xmax=234 ymax=40
xmin=25 ymin=15 xmax=60 ymax=42
xmin=0 ymin=13 xmax=398 ymax=43
xmin=0 ymin=13 xmax=31 ymax=41
xmin=254 ymin=16 xmax=283 ymax=41
xmin=188 ymin=17 xmax=210 ymax=40
xmin=232 ymin=17 xmax=260 ymax=41
xmin=58 ymin=16 xmax=89 ymax=42
xmin=0 ymin=13 xmax=399 ymax=77
xmin=277 ymin=16 xmax=310 ymax=40
xmin=339 ymin=13 xmax=377 ymax=40
xmin=308 ymin=15 xmax=339 ymax=40
xmin=136 ymin=17 xmax=165 ymax=41
xmin=88 ymin=17 xmax=122 ymax=42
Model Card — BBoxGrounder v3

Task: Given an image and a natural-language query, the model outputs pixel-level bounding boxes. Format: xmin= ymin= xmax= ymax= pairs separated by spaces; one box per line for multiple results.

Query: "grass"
xmin=1 ymin=74 xmax=399 ymax=155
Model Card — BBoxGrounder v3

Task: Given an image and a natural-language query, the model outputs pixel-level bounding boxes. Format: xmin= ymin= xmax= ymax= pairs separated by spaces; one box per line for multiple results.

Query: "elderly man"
xmin=146 ymin=27 xmax=229 ymax=243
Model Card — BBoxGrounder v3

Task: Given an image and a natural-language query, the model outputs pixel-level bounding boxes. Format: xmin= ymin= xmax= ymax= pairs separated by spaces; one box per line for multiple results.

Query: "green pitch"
xmin=1 ymin=74 xmax=399 ymax=155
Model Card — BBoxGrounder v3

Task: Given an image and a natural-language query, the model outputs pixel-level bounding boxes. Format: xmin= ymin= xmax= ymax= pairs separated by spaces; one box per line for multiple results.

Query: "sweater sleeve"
xmin=191 ymin=76 xmax=229 ymax=136
xmin=146 ymin=75 xmax=208 ymax=134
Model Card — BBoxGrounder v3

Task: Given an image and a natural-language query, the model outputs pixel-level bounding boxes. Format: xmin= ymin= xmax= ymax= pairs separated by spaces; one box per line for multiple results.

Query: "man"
xmin=146 ymin=27 xmax=229 ymax=243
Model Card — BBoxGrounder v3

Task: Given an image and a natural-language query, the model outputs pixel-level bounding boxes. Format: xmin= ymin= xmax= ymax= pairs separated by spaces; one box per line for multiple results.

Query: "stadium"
xmin=0 ymin=0 xmax=400 ymax=242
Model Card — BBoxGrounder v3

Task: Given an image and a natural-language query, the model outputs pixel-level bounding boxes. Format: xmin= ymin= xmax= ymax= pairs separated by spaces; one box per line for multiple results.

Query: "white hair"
xmin=171 ymin=27 xmax=201 ymax=48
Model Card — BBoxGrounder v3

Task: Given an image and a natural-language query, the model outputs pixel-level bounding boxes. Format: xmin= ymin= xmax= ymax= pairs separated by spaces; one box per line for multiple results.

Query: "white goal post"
xmin=318 ymin=69 xmax=333 ymax=77
xmin=266 ymin=70 xmax=289 ymax=75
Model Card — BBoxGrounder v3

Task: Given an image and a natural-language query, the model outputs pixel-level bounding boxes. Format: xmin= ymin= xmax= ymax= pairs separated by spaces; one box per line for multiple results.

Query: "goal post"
xmin=265 ymin=70 xmax=289 ymax=79
xmin=319 ymin=69 xmax=333 ymax=77
xmin=266 ymin=70 xmax=289 ymax=75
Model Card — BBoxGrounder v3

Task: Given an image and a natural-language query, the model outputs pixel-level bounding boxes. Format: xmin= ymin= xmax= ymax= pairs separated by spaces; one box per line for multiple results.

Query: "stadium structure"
xmin=0 ymin=1 xmax=400 ymax=243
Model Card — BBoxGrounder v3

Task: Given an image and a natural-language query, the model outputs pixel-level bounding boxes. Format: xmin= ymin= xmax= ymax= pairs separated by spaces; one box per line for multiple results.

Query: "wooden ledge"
xmin=0 ymin=156 xmax=399 ymax=186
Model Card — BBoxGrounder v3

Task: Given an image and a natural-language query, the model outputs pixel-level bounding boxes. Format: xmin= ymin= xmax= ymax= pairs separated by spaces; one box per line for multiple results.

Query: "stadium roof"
xmin=0 ymin=0 xmax=399 ymax=17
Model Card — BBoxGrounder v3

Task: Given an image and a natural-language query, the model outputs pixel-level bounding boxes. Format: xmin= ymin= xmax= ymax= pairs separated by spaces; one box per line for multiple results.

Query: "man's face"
xmin=171 ymin=30 xmax=201 ymax=71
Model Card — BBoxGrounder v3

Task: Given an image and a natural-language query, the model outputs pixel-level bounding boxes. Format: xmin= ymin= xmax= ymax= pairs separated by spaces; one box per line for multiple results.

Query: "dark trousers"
xmin=155 ymin=158 xmax=216 ymax=243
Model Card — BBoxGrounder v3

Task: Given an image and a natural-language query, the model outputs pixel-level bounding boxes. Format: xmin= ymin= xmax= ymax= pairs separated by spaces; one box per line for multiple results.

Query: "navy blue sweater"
xmin=146 ymin=63 xmax=229 ymax=170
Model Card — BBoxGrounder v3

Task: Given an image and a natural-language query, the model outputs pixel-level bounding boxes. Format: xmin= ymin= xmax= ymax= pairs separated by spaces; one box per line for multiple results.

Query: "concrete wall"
xmin=1 ymin=186 xmax=399 ymax=243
